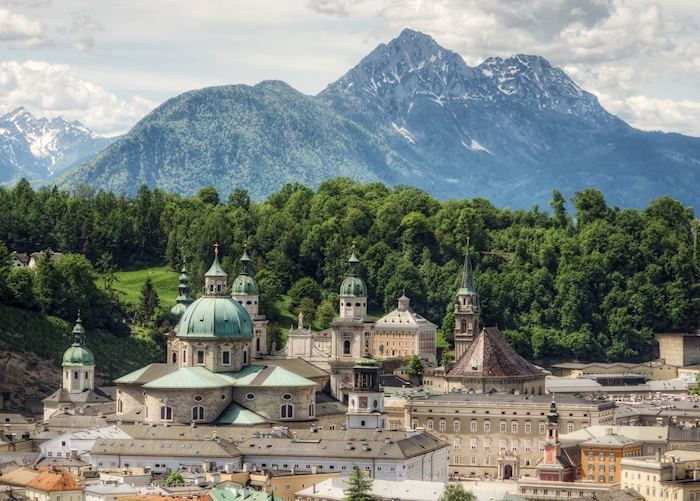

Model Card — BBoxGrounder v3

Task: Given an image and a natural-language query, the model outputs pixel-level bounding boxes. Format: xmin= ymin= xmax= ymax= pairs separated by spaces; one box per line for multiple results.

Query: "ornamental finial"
xmin=214 ymin=242 xmax=219 ymax=256
xmin=351 ymin=240 xmax=356 ymax=250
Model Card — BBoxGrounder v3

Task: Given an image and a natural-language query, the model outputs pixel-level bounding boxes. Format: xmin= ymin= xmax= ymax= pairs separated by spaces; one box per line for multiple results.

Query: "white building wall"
xmin=90 ymin=454 xmax=242 ymax=474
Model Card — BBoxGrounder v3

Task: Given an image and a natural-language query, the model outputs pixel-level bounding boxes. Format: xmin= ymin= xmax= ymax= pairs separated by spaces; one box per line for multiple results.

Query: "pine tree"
xmin=344 ymin=465 xmax=374 ymax=501
xmin=408 ymin=355 xmax=425 ymax=378
xmin=138 ymin=276 xmax=160 ymax=326
xmin=439 ymin=484 xmax=477 ymax=501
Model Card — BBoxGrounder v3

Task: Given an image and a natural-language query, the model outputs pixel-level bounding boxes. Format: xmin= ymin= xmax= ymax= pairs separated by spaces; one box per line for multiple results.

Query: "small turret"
xmin=204 ymin=243 xmax=228 ymax=296
xmin=170 ymin=264 xmax=194 ymax=322
xmin=338 ymin=242 xmax=368 ymax=319
xmin=62 ymin=313 xmax=95 ymax=393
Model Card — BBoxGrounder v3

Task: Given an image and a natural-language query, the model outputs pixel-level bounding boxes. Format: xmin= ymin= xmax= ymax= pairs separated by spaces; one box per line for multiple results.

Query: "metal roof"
xmin=91 ymin=438 xmax=241 ymax=458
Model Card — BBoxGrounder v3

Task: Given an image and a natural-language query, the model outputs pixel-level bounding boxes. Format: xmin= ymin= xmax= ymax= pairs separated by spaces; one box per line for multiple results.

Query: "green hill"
xmin=100 ymin=266 xmax=180 ymax=308
xmin=0 ymin=304 xmax=164 ymax=404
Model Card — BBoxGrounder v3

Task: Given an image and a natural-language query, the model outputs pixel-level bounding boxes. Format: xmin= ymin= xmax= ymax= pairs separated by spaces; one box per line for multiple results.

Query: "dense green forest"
xmin=0 ymin=178 xmax=698 ymax=362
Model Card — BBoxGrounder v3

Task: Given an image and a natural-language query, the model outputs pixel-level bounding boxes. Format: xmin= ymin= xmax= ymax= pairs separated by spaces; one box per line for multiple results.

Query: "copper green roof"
xmin=143 ymin=367 xmax=231 ymax=389
xmin=176 ymin=296 xmax=253 ymax=338
xmin=205 ymin=253 xmax=227 ymax=277
xmin=62 ymin=315 xmax=94 ymax=366
xmin=215 ymin=402 xmax=268 ymax=425
xmin=171 ymin=265 xmax=194 ymax=319
xmin=340 ymin=276 xmax=367 ymax=297
xmin=114 ymin=363 xmax=177 ymax=385
xmin=231 ymin=274 xmax=258 ymax=295
xmin=223 ymin=365 xmax=316 ymax=387
xmin=62 ymin=345 xmax=95 ymax=366
xmin=210 ymin=485 xmax=279 ymax=501
xmin=458 ymin=239 xmax=477 ymax=296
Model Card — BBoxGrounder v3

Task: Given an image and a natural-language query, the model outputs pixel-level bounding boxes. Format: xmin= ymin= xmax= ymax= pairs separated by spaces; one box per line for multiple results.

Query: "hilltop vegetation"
xmin=0 ymin=178 xmax=698 ymax=362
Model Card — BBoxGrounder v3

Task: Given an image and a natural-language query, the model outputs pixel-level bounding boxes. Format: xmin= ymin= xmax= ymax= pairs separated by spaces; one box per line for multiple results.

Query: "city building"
xmin=372 ymin=294 xmax=437 ymax=363
xmin=580 ymin=432 xmax=642 ymax=484
xmin=453 ymin=241 xmax=480 ymax=361
xmin=536 ymin=400 xmax=576 ymax=482
xmin=550 ymin=362 xmax=678 ymax=380
xmin=238 ymin=428 xmax=448 ymax=482
xmin=621 ymin=449 xmax=700 ymax=501
xmin=656 ymin=330 xmax=700 ymax=367
xmin=39 ymin=426 xmax=130 ymax=462
xmin=405 ymin=393 xmax=615 ymax=479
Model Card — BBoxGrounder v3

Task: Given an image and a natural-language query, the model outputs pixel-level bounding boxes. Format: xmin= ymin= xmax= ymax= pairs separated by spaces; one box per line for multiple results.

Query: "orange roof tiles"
xmin=26 ymin=471 xmax=82 ymax=492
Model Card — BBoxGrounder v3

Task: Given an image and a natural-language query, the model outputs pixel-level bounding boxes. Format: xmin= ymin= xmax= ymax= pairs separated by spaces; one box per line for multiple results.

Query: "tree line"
xmin=0 ymin=177 xmax=698 ymax=362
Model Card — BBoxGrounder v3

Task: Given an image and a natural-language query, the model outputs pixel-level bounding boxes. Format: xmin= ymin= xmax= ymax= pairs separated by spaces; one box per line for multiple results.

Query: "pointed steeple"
xmin=458 ymin=237 xmax=477 ymax=296
xmin=231 ymin=242 xmax=259 ymax=296
xmin=171 ymin=264 xmax=194 ymax=320
xmin=205 ymin=243 xmax=227 ymax=277
xmin=347 ymin=240 xmax=360 ymax=277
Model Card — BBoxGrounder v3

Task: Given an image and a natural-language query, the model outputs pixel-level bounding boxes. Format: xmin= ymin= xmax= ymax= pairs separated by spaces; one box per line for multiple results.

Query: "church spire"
xmin=171 ymin=264 xmax=194 ymax=321
xmin=239 ymin=241 xmax=253 ymax=276
xmin=72 ymin=311 xmax=85 ymax=346
xmin=458 ymin=237 xmax=477 ymax=297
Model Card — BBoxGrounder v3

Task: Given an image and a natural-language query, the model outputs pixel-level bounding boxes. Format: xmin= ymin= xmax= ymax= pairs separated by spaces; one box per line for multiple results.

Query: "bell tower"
xmin=61 ymin=313 xmax=95 ymax=394
xmin=454 ymin=239 xmax=480 ymax=360
xmin=346 ymin=350 xmax=385 ymax=430
xmin=204 ymin=243 xmax=228 ymax=296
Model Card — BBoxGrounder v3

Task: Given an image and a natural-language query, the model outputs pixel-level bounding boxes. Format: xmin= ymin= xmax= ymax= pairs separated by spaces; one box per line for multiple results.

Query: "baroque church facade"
xmin=270 ymin=247 xmax=438 ymax=404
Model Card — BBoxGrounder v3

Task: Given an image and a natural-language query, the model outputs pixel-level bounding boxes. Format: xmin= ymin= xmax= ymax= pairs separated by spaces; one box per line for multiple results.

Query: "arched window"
xmin=256 ymin=337 xmax=261 ymax=352
xmin=192 ymin=406 xmax=205 ymax=421
xmin=308 ymin=403 xmax=315 ymax=417
xmin=172 ymin=352 xmax=177 ymax=364
xmin=280 ymin=404 xmax=294 ymax=419
xmin=461 ymin=319 xmax=467 ymax=333
xmin=217 ymin=284 xmax=222 ymax=292
xmin=160 ymin=406 xmax=173 ymax=421
xmin=74 ymin=371 xmax=79 ymax=379
xmin=117 ymin=400 xmax=123 ymax=413
xmin=243 ymin=349 xmax=248 ymax=365
xmin=343 ymin=340 xmax=351 ymax=355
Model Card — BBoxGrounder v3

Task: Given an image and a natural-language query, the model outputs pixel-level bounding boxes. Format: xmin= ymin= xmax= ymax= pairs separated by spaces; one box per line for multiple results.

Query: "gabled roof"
xmin=26 ymin=471 xmax=82 ymax=492
xmin=143 ymin=367 xmax=232 ymax=389
xmin=114 ymin=363 xmax=177 ymax=385
xmin=448 ymin=326 xmax=544 ymax=378
xmin=215 ymin=402 xmax=268 ymax=425
xmin=91 ymin=438 xmax=241 ymax=458
xmin=375 ymin=306 xmax=436 ymax=331
xmin=581 ymin=434 xmax=640 ymax=447
xmin=223 ymin=365 xmax=316 ymax=387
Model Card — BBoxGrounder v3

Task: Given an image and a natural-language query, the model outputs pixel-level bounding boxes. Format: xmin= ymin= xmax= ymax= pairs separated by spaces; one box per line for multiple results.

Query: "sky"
xmin=0 ymin=0 xmax=699 ymax=137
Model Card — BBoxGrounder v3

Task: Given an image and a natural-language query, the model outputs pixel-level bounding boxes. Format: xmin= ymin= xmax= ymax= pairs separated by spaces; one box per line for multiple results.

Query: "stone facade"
xmin=167 ymin=337 xmax=250 ymax=372
xmin=230 ymin=386 xmax=316 ymax=422
xmin=405 ymin=394 xmax=616 ymax=479
xmin=144 ymin=388 xmax=232 ymax=424
xmin=656 ymin=332 xmax=700 ymax=367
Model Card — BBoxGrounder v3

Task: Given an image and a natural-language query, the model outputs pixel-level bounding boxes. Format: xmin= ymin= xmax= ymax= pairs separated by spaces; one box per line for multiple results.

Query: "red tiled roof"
xmin=26 ymin=471 xmax=82 ymax=492
xmin=448 ymin=326 xmax=544 ymax=378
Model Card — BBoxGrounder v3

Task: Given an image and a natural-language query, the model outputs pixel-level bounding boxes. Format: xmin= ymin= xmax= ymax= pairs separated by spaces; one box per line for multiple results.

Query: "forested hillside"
xmin=0 ymin=178 xmax=698 ymax=363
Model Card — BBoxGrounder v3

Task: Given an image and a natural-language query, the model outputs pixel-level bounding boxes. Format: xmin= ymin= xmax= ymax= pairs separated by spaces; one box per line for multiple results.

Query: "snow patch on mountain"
xmin=392 ymin=122 xmax=416 ymax=144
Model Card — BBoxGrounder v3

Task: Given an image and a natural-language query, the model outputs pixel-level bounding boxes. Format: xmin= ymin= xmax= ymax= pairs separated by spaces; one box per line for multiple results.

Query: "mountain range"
xmin=34 ymin=29 xmax=700 ymax=208
xmin=0 ymin=107 xmax=112 ymax=184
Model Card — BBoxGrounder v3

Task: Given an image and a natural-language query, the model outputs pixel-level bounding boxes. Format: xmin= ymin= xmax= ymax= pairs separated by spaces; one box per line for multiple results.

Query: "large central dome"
xmin=175 ymin=245 xmax=254 ymax=339
xmin=176 ymin=296 xmax=253 ymax=338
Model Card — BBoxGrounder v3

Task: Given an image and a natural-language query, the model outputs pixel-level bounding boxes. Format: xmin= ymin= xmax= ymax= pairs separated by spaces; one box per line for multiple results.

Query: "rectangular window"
xmin=453 ymin=438 xmax=461 ymax=449
xmin=484 ymin=456 xmax=490 ymax=466
xmin=484 ymin=439 xmax=491 ymax=452
xmin=454 ymin=420 xmax=461 ymax=432
xmin=500 ymin=439 xmax=507 ymax=451
xmin=470 ymin=421 xmax=477 ymax=432
xmin=470 ymin=456 xmax=477 ymax=465
xmin=568 ymin=424 xmax=575 ymax=433
xmin=439 ymin=420 xmax=446 ymax=431
xmin=454 ymin=456 xmax=460 ymax=465
xmin=525 ymin=423 xmax=531 ymax=434
xmin=511 ymin=439 xmax=518 ymax=451
xmin=539 ymin=423 xmax=546 ymax=434
xmin=470 ymin=439 xmax=477 ymax=450
xmin=484 ymin=421 xmax=491 ymax=432
xmin=524 ymin=440 xmax=531 ymax=452
xmin=183 ymin=350 xmax=187 ymax=363
xmin=427 ymin=419 xmax=433 ymax=430
xmin=197 ymin=350 xmax=205 ymax=364
xmin=222 ymin=351 xmax=231 ymax=365
xmin=512 ymin=422 xmax=518 ymax=434
xmin=500 ymin=422 xmax=506 ymax=433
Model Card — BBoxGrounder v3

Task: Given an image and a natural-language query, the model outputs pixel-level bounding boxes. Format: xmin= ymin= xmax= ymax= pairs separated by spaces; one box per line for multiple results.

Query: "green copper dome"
xmin=63 ymin=345 xmax=95 ymax=366
xmin=171 ymin=265 xmax=194 ymax=321
xmin=339 ymin=250 xmax=367 ymax=297
xmin=231 ymin=249 xmax=259 ymax=295
xmin=176 ymin=296 xmax=253 ymax=338
xmin=232 ymin=274 xmax=258 ymax=295
xmin=62 ymin=314 xmax=94 ymax=366
xmin=340 ymin=276 xmax=367 ymax=297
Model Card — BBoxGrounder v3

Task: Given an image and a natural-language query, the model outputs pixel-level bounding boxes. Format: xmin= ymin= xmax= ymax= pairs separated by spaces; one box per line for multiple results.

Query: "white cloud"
xmin=0 ymin=7 xmax=46 ymax=46
xmin=0 ymin=60 xmax=156 ymax=135
xmin=307 ymin=0 xmax=356 ymax=17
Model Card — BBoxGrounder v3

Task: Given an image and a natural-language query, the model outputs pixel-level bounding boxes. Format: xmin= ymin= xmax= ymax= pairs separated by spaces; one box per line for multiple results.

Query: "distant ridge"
xmin=60 ymin=28 xmax=700 ymax=209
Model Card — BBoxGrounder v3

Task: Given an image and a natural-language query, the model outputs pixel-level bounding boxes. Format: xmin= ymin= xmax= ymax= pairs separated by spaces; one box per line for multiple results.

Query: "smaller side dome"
xmin=62 ymin=314 xmax=95 ymax=366
xmin=340 ymin=276 xmax=367 ymax=297
xmin=171 ymin=264 xmax=194 ymax=321
xmin=231 ymin=248 xmax=259 ymax=295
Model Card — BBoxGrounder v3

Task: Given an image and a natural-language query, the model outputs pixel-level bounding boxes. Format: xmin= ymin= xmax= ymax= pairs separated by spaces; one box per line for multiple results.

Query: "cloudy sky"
xmin=1 ymin=0 xmax=699 ymax=136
